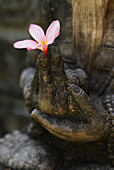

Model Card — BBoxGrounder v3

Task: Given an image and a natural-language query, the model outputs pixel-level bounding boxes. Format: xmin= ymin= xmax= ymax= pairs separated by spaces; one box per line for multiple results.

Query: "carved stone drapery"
xmin=72 ymin=0 xmax=109 ymax=74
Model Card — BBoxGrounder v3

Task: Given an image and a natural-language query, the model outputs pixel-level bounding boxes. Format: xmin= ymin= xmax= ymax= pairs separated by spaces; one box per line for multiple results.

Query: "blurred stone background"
xmin=0 ymin=0 xmax=73 ymax=137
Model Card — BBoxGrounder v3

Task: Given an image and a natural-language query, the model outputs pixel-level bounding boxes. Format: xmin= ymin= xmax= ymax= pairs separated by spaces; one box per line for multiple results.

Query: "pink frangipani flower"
xmin=13 ymin=20 xmax=60 ymax=57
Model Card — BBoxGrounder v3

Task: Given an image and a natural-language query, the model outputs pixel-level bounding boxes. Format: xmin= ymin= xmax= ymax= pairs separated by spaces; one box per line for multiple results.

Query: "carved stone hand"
xmin=20 ymin=53 xmax=108 ymax=142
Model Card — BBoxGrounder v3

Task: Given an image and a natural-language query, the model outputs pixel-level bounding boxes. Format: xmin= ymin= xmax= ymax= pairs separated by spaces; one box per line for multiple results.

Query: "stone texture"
xmin=0 ymin=130 xmax=113 ymax=169
xmin=0 ymin=0 xmax=114 ymax=169
xmin=0 ymin=130 xmax=61 ymax=170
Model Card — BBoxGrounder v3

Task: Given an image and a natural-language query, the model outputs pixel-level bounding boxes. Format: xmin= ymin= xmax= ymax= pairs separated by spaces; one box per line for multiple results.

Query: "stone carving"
xmin=18 ymin=51 xmax=113 ymax=167
xmin=19 ymin=0 xmax=114 ymax=168
xmin=0 ymin=130 xmax=61 ymax=170
xmin=20 ymin=53 xmax=108 ymax=143
xmin=0 ymin=0 xmax=113 ymax=169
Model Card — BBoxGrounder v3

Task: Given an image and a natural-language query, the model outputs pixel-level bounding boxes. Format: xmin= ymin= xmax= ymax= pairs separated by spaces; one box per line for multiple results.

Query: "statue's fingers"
xmin=38 ymin=53 xmax=50 ymax=85
xmin=70 ymin=84 xmax=103 ymax=119
xmin=37 ymin=53 xmax=52 ymax=113
xmin=51 ymin=55 xmax=68 ymax=115
xmin=31 ymin=53 xmax=50 ymax=91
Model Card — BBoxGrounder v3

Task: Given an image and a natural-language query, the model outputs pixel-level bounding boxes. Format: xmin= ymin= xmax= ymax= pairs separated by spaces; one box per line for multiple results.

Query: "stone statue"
xmin=0 ymin=0 xmax=113 ymax=169
xmin=21 ymin=53 xmax=107 ymax=142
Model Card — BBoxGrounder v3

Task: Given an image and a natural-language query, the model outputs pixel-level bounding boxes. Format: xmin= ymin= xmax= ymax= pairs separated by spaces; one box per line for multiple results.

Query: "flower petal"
xmin=13 ymin=40 xmax=42 ymax=50
xmin=46 ymin=20 xmax=60 ymax=45
xmin=29 ymin=24 xmax=45 ymax=44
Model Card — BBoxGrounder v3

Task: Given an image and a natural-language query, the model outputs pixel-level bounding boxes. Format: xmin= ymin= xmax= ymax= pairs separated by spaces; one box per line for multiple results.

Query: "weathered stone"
xmin=0 ymin=0 xmax=114 ymax=169
xmin=0 ymin=131 xmax=61 ymax=170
